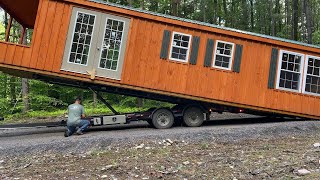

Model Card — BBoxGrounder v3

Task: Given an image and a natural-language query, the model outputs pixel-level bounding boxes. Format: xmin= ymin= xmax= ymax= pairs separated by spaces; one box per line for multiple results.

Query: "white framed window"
xmin=213 ymin=40 xmax=234 ymax=70
xmin=98 ymin=18 xmax=125 ymax=71
xmin=276 ymin=50 xmax=304 ymax=92
xmin=169 ymin=31 xmax=192 ymax=62
xmin=68 ymin=11 xmax=96 ymax=66
xmin=302 ymin=55 xmax=320 ymax=96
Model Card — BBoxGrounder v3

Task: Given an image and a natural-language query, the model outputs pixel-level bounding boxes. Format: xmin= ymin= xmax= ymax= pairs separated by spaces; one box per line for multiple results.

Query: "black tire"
xmin=146 ymin=119 xmax=155 ymax=128
xmin=152 ymin=108 xmax=174 ymax=129
xmin=183 ymin=106 xmax=204 ymax=127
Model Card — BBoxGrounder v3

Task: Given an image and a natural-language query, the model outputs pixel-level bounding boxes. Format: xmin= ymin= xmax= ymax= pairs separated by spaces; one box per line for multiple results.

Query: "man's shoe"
xmin=64 ymin=130 xmax=70 ymax=137
xmin=76 ymin=129 xmax=84 ymax=135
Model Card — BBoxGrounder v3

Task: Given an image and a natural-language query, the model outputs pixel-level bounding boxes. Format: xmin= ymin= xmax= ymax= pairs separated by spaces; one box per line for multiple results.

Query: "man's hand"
xmin=81 ymin=114 xmax=86 ymax=118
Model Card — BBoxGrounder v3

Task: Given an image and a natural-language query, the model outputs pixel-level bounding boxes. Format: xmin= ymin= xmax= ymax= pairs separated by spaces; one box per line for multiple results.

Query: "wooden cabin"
xmin=0 ymin=0 xmax=320 ymax=120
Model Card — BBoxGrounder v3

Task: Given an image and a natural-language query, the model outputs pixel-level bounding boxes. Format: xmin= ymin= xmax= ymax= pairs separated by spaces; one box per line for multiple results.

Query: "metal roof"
xmin=89 ymin=0 xmax=320 ymax=50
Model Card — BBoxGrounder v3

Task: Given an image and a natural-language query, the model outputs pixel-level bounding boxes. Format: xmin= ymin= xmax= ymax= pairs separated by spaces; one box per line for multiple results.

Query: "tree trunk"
xmin=300 ymin=0 xmax=306 ymax=42
xmin=241 ymin=0 xmax=249 ymax=30
xmin=21 ymin=25 xmax=29 ymax=113
xmin=292 ymin=0 xmax=299 ymax=40
xmin=22 ymin=78 xmax=29 ymax=113
xmin=270 ymin=0 xmax=275 ymax=36
xmin=213 ymin=0 xmax=218 ymax=24
xmin=4 ymin=12 xmax=8 ymax=28
xmin=93 ymin=92 xmax=97 ymax=109
xmin=250 ymin=0 xmax=254 ymax=31
xmin=136 ymin=98 xmax=143 ymax=108
xmin=171 ymin=0 xmax=178 ymax=16
xmin=285 ymin=0 xmax=290 ymax=39
xmin=127 ymin=0 xmax=132 ymax=7
xmin=10 ymin=76 xmax=16 ymax=106
xmin=3 ymin=74 xmax=7 ymax=98
xmin=305 ymin=0 xmax=313 ymax=44
xmin=275 ymin=0 xmax=281 ymax=35
xmin=222 ymin=0 xmax=228 ymax=26
xmin=140 ymin=0 xmax=145 ymax=10
xmin=200 ymin=0 xmax=206 ymax=22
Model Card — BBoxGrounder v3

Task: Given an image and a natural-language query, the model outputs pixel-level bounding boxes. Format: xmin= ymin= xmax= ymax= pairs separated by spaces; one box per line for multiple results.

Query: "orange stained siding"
xmin=52 ymin=3 xmax=72 ymax=72
xmin=4 ymin=45 xmax=16 ymax=65
xmin=12 ymin=45 xmax=24 ymax=66
xmin=0 ymin=42 xmax=32 ymax=68
xmin=36 ymin=1 xmax=57 ymax=70
xmin=29 ymin=0 xmax=49 ymax=69
xmin=61 ymin=0 xmax=320 ymax=54
xmin=121 ymin=18 xmax=141 ymax=85
xmin=0 ymin=43 xmax=8 ymax=63
xmin=142 ymin=21 xmax=164 ymax=89
xmin=44 ymin=2 xmax=66 ymax=72
xmin=132 ymin=19 xmax=150 ymax=88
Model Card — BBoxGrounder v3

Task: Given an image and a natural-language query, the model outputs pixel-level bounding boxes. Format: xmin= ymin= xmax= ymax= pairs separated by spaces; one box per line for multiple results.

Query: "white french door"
xmin=61 ymin=7 xmax=130 ymax=80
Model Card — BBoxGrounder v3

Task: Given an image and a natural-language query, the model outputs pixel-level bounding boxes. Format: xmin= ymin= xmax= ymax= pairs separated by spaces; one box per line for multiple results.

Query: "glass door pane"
xmin=95 ymin=14 xmax=130 ymax=80
xmin=61 ymin=8 xmax=101 ymax=74
xmin=68 ymin=12 xmax=95 ymax=65
xmin=99 ymin=19 xmax=124 ymax=71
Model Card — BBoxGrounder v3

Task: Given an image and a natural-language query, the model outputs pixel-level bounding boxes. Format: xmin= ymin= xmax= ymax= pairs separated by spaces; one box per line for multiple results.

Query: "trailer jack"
xmin=87 ymin=87 xmax=126 ymax=126
xmin=88 ymin=87 xmax=119 ymax=115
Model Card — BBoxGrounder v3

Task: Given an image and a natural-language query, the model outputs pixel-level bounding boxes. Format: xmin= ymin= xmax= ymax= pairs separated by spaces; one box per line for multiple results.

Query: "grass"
xmin=0 ymin=105 xmax=152 ymax=125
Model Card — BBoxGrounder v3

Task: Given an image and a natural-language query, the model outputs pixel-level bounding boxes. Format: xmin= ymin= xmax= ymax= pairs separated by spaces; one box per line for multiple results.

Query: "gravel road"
xmin=0 ymin=113 xmax=319 ymax=159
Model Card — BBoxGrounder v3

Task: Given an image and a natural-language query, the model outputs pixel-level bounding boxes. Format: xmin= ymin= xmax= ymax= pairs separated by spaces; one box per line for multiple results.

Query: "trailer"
xmin=0 ymin=0 xmax=319 ymax=129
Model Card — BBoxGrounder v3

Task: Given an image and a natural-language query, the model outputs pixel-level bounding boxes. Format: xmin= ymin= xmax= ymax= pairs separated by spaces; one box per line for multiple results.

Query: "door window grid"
xmin=169 ymin=32 xmax=191 ymax=62
xmin=303 ymin=56 xmax=320 ymax=95
xmin=69 ymin=12 xmax=95 ymax=66
xmin=213 ymin=41 xmax=234 ymax=70
xmin=276 ymin=51 xmax=304 ymax=92
xmin=99 ymin=18 xmax=124 ymax=71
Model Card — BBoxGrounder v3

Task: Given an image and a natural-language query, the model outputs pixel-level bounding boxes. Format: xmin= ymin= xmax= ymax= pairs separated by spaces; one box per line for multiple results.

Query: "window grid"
xmin=69 ymin=12 xmax=95 ymax=66
xmin=213 ymin=41 xmax=234 ymax=70
xmin=169 ymin=32 xmax=191 ymax=62
xmin=99 ymin=19 xmax=124 ymax=71
xmin=304 ymin=56 xmax=320 ymax=95
xmin=276 ymin=50 xmax=304 ymax=92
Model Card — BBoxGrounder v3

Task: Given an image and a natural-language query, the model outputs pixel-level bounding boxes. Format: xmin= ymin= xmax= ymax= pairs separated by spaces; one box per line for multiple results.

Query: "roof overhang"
xmin=0 ymin=0 xmax=39 ymax=28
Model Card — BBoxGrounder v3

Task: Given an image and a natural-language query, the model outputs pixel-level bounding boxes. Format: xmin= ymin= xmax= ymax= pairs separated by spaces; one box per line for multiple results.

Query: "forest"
xmin=0 ymin=0 xmax=319 ymax=120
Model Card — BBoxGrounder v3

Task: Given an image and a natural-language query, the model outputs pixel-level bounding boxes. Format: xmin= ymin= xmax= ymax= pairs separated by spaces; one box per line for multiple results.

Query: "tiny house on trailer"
xmin=0 ymin=0 xmax=320 ymax=128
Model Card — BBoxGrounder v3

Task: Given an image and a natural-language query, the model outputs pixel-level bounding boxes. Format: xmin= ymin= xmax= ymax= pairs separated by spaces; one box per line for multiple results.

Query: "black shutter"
xmin=160 ymin=30 xmax=171 ymax=59
xmin=232 ymin=44 xmax=243 ymax=73
xmin=189 ymin=36 xmax=200 ymax=65
xmin=268 ymin=48 xmax=279 ymax=89
xmin=204 ymin=39 xmax=214 ymax=67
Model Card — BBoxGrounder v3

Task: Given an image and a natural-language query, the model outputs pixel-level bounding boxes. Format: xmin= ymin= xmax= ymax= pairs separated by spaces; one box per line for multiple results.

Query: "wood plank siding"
xmin=0 ymin=0 xmax=320 ymax=119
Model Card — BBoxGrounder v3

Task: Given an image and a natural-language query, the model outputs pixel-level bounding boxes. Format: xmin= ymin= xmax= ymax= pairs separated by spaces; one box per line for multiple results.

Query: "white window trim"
xmin=97 ymin=17 xmax=126 ymax=72
xmin=212 ymin=40 xmax=235 ymax=70
xmin=67 ymin=10 xmax=96 ymax=67
xmin=302 ymin=55 xmax=320 ymax=96
xmin=275 ymin=50 xmax=305 ymax=93
xmin=169 ymin=31 xmax=192 ymax=63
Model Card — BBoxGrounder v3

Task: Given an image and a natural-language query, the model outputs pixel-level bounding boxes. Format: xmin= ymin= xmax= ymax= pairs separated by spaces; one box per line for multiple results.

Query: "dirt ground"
xmin=1 ymin=132 xmax=320 ymax=179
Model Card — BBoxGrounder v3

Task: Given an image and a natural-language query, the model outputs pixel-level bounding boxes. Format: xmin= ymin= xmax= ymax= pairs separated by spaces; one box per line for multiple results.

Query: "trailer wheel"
xmin=146 ymin=119 xmax=155 ymax=128
xmin=152 ymin=108 xmax=174 ymax=129
xmin=183 ymin=106 xmax=204 ymax=127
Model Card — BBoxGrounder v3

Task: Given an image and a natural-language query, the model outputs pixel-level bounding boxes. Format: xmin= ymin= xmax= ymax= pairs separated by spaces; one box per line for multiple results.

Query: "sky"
xmin=0 ymin=8 xmax=3 ymax=23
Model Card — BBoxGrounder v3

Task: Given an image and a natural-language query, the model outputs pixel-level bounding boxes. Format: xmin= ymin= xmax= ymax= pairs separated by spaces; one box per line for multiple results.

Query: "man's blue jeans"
xmin=67 ymin=120 xmax=90 ymax=136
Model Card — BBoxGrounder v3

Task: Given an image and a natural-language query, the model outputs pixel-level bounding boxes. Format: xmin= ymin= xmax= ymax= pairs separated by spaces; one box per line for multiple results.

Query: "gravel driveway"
xmin=0 ymin=113 xmax=319 ymax=158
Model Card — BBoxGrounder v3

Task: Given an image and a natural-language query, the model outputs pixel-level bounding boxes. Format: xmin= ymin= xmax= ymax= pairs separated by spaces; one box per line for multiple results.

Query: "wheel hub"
xmin=157 ymin=113 xmax=170 ymax=126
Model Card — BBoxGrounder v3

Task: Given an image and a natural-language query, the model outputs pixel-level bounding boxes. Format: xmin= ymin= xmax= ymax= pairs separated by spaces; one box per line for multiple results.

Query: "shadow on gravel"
xmin=202 ymin=116 xmax=310 ymax=127
xmin=0 ymin=117 xmax=314 ymax=138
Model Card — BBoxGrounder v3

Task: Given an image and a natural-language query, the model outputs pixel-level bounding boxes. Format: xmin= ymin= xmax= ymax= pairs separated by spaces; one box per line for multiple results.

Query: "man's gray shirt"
xmin=67 ymin=104 xmax=85 ymax=126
